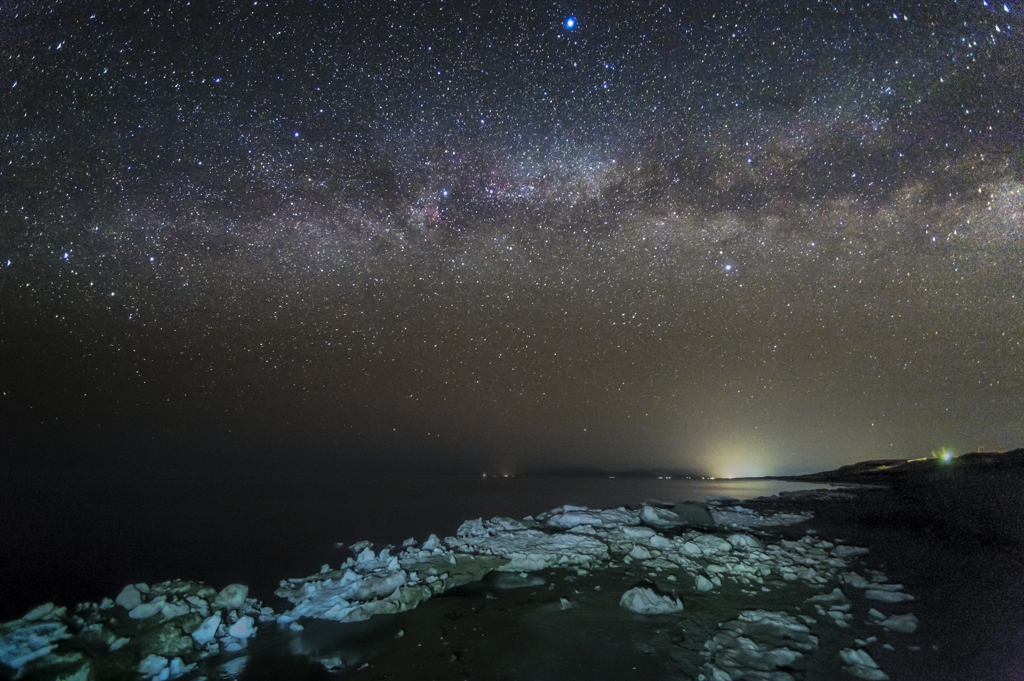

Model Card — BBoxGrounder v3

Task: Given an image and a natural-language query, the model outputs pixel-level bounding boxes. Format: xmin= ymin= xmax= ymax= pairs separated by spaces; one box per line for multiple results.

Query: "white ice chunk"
xmin=865 ymin=589 xmax=914 ymax=603
xmin=138 ymin=654 xmax=169 ymax=678
xmin=191 ymin=613 xmax=222 ymax=646
xmin=184 ymin=596 xmax=210 ymax=617
xmin=228 ymin=615 xmax=256 ymax=639
xmin=832 ymin=545 xmax=870 ymax=557
xmin=701 ymin=610 xmax=817 ymax=680
xmin=650 ymin=535 xmax=672 ymax=549
xmin=727 ymin=533 xmax=765 ymax=549
xmin=545 ymin=507 xmax=639 ymax=530
xmin=629 ymin=545 xmax=653 ymax=560
xmin=808 ymin=588 xmax=849 ymax=604
xmin=116 ymin=584 xmax=143 ymax=611
xmin=160 ymin=601 xmax=190 ymax=619
xmin=619 ymin=587 xmax=684 ymax=615
xmin=168 ymin=657 xmax=196 ymax=678
xmin=702 ymin=535 xmax=734 ymax=553
xmin=695 ymin=575 xmax=715 ymax=592
xmin=457 ymin=517 xmax=531 ymax=537
xmin=639 ymin=505 xmax=684 ymax=530
xmin=215 ymin=584 xmax=249 ymax=609
xmin=129 ymin=596 xmax=167 ymax=619
xmin=842 ymin=572 xmax=871 ymax=588
xmin=840 ymin=648 xmax=889 ymax=680
xmin=22 ymin=603 xmax=65 ymax=622
xmin=620 ymin=525 xmax=657 ymax=539
xmin=712 ymin=506 xmax=813 ymax=528
xmin=450 ymin=529 xmax=609 ymax=570
xmin=456 ymin=518 xmax=487 ymax=537
xmin=0 ymin=621 xmax=69 ymax=669
xmin=878 ymin=613 xmax=919 ymax=633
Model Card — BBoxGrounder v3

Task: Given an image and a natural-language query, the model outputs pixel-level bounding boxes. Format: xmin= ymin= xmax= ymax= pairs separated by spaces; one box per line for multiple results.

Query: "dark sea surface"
xmin=0 ymin=472 xmax=828 ymax=622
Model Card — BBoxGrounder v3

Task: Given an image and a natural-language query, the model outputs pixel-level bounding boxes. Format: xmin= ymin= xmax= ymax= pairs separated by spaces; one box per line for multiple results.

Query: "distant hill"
xmin=776 ymin=449 xmax=1024 ymax=483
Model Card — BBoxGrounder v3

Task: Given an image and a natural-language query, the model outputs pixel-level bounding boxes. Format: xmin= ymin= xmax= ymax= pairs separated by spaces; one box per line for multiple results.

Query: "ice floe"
xmin=875 ymin=613 xmax=920 ymax=634
xmin=639 ymin=504 xmax=686 ymax=530
xmin=840 ymin=648 xmax=889 ymax=680
xmin=865 ymin=588 xmax=915 ymax=602
xmin=699 ymin=610 xmax=819 ymax=680
xmin=539 ymin=505 xmax=640 ymax=530
xmin=191 ymin=612 xmax=221 ymax=646
xmin=115 ymin=584 xmax=143 ymax=611
xmin=710 ymin=505 xmax=814 ymax=528
xmin=619 ymin=586 xmax=684 ymax=614
xmin=0 ymin=617 xmax=69 ymax=670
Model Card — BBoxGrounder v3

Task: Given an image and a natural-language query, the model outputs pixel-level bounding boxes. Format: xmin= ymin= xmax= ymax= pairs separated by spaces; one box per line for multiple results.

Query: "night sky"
xmin=1 ymin=0 xmax=1021 ymax=477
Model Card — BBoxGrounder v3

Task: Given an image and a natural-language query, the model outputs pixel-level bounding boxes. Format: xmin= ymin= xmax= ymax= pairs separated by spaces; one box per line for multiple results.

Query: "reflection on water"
xmin=216 ymin=655 xmax=247 ymax=680
xmin=198 ymin=616 xmax=408 ymax=680
xmin=288 ymin=616 xmax=402 ymax=671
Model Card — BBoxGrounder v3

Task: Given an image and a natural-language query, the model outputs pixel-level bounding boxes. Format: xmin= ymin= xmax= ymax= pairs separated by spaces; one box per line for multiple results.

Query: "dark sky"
xmin=1 ymin=0 xmax=1021 ymax=476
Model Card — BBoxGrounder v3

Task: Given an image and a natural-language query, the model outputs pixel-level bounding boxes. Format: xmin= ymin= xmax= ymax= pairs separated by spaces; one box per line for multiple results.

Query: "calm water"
xmin=0 ymin=472 xmax=827 ymax=621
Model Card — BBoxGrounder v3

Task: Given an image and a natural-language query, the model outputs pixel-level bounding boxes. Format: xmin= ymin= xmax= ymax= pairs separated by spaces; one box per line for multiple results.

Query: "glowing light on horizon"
xmin=700 ymin=436 xmax=774 ymax=478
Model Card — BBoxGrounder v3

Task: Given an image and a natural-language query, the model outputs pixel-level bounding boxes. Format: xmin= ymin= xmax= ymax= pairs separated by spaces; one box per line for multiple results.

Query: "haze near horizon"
xmin=2 ymin=0 xmax=1022 ymax=477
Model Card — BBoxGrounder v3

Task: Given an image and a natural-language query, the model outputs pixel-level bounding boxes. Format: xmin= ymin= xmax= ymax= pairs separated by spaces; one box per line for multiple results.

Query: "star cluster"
xmin=1 ymin=0 xmax=1021 ymax=474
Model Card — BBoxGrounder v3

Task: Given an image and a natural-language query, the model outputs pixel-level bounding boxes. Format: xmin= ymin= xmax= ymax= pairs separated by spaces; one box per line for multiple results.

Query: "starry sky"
xmin=1 ymin=0 xmax=1021 ymax=477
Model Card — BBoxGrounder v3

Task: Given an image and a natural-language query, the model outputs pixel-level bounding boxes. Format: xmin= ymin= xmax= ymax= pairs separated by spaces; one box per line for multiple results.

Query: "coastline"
xmin=3 ymin=458 xmax=1023 ymax=681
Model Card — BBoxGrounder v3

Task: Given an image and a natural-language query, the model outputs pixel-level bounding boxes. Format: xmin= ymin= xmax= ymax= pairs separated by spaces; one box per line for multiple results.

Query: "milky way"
xmin=1 ymin=0 xmax=1021 ymax=475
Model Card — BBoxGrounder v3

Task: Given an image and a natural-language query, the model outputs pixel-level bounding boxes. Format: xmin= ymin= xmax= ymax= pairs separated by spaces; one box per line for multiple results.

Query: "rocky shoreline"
xmin=3 ymin=473 xmax=1021 ymax=680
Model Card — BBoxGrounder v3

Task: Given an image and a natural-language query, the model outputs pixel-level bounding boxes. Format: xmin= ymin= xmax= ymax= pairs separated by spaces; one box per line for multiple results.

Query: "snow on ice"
xmin=619 ymin=587 xmax=684 ymax=614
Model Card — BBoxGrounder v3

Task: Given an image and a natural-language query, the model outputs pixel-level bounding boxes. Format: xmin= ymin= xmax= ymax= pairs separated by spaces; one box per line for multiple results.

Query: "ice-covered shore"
xmin=1 ymin=494 xmax=918 ymax=680
xmin=0 ymin=580 xmax=273 ymax=681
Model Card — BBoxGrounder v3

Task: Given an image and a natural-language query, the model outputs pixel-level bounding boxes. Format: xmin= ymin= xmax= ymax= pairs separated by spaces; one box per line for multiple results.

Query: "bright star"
xmin=564 ymin=16 xmax=576 ymax=30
